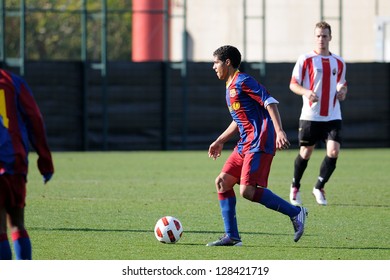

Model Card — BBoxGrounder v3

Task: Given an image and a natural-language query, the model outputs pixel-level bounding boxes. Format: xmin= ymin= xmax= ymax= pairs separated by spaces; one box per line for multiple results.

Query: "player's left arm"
xmin=336 ymin=83 xmax=347 ymax=101
xmin=336 ymin=60 xmax=347 ymax=101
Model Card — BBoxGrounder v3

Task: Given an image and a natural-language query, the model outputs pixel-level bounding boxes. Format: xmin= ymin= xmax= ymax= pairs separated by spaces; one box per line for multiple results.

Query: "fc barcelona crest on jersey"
xmin=229 ymin=88 xmax=237 ymax=97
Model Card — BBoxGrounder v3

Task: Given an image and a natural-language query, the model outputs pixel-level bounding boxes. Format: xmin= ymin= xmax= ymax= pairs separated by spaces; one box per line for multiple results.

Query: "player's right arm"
xmin=290 ymin=56 xmax=319 ymax=103
xmin=208 ymin=121 xmax=238 ymax=160
xmin=289 ymin=82 xmax=319 ymax=103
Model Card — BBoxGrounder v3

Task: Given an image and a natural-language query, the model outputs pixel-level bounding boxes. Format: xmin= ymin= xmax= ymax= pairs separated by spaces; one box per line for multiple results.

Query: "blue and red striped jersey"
xmin=0 ymin=69 xmax=53 ymax=175
xmin=226 ymin=71 xmax=279 ymax=155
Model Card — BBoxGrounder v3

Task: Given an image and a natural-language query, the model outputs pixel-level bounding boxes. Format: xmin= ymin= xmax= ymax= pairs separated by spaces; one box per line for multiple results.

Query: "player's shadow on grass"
xmin=33 ymin=227 xmax=390 ymax=250
xmin=263 ymin=244 xmax=390 ymax=251
xmin=30 ymin=227 xmax=154 ymax=233
xmin=30 ymin=227 xmax=287 ymax=237
xmin=30 ymin=227 xmax=294 ymax=247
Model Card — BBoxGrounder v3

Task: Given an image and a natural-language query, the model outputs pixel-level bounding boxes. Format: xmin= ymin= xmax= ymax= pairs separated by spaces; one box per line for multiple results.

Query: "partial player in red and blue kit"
xmin=207 ymin=45 xmax=307 ymax=246
xmin=0 ymin=66 xmax=54 ymax=259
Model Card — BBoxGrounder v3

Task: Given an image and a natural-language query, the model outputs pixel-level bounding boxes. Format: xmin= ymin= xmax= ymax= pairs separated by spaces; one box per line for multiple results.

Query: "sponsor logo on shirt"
xmin=228 ymin=101 xmax=241 ymax=112
xmin=232 ymin=102 xmax=240 ymax=110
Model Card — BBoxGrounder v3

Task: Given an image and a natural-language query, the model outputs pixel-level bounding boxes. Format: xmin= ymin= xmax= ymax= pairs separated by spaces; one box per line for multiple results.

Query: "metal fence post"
xmin=0 ymin=0 xmax=4 ymax=63
xmin=81 ymin=0 xmax=88 ymax=150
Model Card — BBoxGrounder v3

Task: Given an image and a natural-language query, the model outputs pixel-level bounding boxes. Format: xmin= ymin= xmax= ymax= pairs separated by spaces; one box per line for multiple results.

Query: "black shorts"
xmin=298 ymin=120 xmax=342 ymax=146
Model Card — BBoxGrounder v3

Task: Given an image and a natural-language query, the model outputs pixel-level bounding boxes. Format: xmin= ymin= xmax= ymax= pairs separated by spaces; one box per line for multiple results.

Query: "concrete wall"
xmin=170 ymin=0 xmax=390 ymax=62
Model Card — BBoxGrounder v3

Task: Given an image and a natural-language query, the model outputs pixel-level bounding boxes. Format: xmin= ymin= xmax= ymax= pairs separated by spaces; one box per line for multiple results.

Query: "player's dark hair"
xmin=315 ymin=21 xmax=332 ymax=36
xmin=213 ymin=45 xmax=241 ymax=69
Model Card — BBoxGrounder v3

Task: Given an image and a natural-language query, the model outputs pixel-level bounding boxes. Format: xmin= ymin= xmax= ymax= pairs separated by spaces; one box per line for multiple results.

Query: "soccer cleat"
xmin=206 ymin=234 xmax=242 ymax=246
xmin=312 ymin=188 xmax=327 ymax=206
xmin=290 ymin=206 xmax=308 ymax=242
xmin=290 ymin=185 xmax=302 ymax=206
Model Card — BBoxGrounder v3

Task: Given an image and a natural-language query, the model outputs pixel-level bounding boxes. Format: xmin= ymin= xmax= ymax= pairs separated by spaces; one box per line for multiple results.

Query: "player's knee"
xmin=327 ymin=140 xmax=340 ymax=158
xmin=300 ymin=147 xmax=313 ymax=160
xmin=328 ymin=149 xmax=339 ymax=158
xmin=239 ymin=186 xmax=253 ymax=201
xmin=215 ymin=173 xmax=237 ymax=193
xmin=215 ymin=176 xmax=225 ymax=192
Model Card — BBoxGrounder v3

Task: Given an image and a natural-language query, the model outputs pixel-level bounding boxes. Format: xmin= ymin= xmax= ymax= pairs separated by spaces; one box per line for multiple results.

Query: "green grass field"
xmin=23 ymin=149 xmax=389 ymax=260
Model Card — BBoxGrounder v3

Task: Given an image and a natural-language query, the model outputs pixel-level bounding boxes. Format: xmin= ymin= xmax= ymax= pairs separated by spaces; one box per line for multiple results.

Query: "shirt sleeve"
xmin=264 ymin=97 xmax=279 ymax=108
xmin=337 ymin=59 xmax=347 ymax=88
xmin=17 ymin=77 xmax=54 ymax=175
xmin=290 ymin=55 xmax=305 ymax=85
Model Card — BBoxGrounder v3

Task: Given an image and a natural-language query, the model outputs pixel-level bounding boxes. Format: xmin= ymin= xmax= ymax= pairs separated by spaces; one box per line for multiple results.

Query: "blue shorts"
xmin=222 ymin=150 xmax=274 ymax=187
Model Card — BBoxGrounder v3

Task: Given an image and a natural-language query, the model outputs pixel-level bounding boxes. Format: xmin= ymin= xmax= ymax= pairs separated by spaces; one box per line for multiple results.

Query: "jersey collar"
xmin=226 ymin=70 xmax=240 ymax=88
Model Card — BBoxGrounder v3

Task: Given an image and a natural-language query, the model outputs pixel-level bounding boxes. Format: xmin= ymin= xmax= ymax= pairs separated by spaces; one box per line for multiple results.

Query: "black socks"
xmin=314 ymin=156 xmax=337 ymax=189
xmin=292 ymin=154 xmax=309 ymax=189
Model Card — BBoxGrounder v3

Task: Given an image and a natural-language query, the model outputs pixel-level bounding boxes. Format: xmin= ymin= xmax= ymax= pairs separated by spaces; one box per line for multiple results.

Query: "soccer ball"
xmin=154 ymin=216 xmax=183 ymax=244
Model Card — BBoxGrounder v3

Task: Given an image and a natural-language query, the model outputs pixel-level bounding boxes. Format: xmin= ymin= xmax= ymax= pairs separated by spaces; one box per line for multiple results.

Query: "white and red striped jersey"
xmin=290 ymin=50 xmax=347 ymax=122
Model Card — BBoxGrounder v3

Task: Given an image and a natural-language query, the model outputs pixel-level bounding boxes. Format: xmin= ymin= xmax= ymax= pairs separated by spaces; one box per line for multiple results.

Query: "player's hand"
xmin=336 ymin=85 xmax=347 ymax=101
xmin=336 ymin=90 xmax=347 ymax=101
xmin=208 ymin=141 xmax=223 ymax=160
xmin=275 ymin=131 xmax=290 ymax=150
xmin=43 ymin=173 xmax=53 ymax=184
xmin=305 ymin=91 xmax=319 ymax=103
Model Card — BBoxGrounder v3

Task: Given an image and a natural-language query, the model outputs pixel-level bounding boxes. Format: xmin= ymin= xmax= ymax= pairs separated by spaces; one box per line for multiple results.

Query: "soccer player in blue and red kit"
xmin=0 ymin=65 xmax=54 ymax=259
xmin=207 ymin=45 xmax=307 ymax=246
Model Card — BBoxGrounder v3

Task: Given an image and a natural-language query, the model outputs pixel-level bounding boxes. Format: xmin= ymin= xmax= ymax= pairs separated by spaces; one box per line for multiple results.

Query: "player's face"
xmin=213 ymin=56 xmax=228 ymax=80
xmin=315 ymin=27 xmax=331 ymax=54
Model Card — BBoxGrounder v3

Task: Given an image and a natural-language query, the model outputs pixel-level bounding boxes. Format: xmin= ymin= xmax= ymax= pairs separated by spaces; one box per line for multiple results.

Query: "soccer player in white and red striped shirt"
xmin=289 ymin=22 xmax=347 ymax=206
